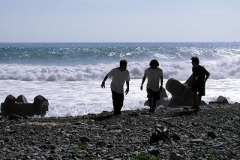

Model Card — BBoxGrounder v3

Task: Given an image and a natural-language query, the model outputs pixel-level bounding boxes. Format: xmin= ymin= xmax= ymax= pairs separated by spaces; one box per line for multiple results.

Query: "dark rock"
xmin=171 ymin=133 xmax=181 ymax=141
xmin=80 ymin=136 xmax=91 ymax=143
xmin=148 ymin=149 xmax=160 ymax=157
xmin=16 ymin=95 xmax=28 ymax=103
xmin=39 ymin=145 xmax=49 ymax=149
xmin=96 ymin=141 xmax=106 ymax=147
xmin=149 ymin=133 xmax=160 ymax=144
xmin=209 ymin=96 xmax=229 ymax=104
xmin=1 ymin=94 xmax=48 ymax=118
xmin=4 ymin=138 xmax=11 ymax=143
xmin=217 ymin=96 xmax=229 ymax=104
xmin=169 ymin=152 xmax=183 ymax=160
xmin=207 ymin=131 xmax=217 ymax=138
xmin=166 ymin=78 xmax=193 ymax=107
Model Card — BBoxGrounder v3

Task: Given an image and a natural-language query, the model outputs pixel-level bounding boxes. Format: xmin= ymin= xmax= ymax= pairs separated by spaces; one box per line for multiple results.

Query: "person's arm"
xmin=101 ymin=75 xmax=108 ymax=88
xmin=125 ymin=81 xmax=129 ymax=94
xmin=140 ymin=76 xmax=146 ymax=90
xmin=159 ymin=76 xmax=163 ymax=92
xmin=204 ymin=70 xmax=210 ymax=83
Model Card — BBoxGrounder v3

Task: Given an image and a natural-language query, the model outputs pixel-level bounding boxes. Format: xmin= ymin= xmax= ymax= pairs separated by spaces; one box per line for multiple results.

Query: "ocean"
xmin=0 ymin=42 xmax=240 ymax=117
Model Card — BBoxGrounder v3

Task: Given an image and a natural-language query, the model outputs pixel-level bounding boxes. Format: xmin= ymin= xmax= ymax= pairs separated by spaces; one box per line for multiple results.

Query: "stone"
xmin=207 ymin=131 xmax=217 ymax=138
xmin=96 ymin=141 xmax=106 ymax=147
xmin=169 ymin=152 xmax=183 ymax=160
xmin=1 ymin=94 xmax=49 ymax=118
xmin=149 ymin=133 xmax=160 ymax=144
xmin=217 ymin=96 xmax=229 ymax=104
xmin=33 ymin=95 xmax=49 ymax=116
xmin=171 ymin=133 xmax=181 ymax=141
xmin=148 ymin=149 xmax=160 ymax=157
xmin=80 ymin=136 xmax=91 ymax=143
xmin=166 ymin=78 xmax=193 ymax=107
xmin=209 ymin=96 xmax=229 ymax=104
xmin=16 ymin=95 xmax=28 ymax=103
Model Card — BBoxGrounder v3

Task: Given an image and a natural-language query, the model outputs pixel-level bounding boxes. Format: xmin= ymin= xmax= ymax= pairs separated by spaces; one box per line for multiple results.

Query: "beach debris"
xmin=158 ymin=118 xmax=197 ymax=138
xmin=1 ymin=94 xmax=48 ymax=118
xmin=189 ymin=138 xmax=204 ymax=143
xmin=150 ymin=124 xmax=171 ymax=144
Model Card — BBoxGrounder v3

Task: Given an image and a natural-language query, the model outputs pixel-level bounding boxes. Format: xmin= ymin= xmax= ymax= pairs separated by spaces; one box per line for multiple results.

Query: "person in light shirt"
xmin=101 ymin=60 xmax=130 ymax=115
xmin=140 ymin=59 xmax=163 ymax=113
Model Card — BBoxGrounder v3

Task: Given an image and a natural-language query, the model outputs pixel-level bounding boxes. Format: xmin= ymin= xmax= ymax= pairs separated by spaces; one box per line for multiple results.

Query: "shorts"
xmin=147 ymin=89 xmax=160 ymax=100
xmin=192 ymin=82 xmax=205 ymax=96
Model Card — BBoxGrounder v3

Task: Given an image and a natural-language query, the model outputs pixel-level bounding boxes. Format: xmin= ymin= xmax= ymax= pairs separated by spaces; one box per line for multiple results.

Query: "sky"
xmin=0 ymin=0 xmax=240 ymax=42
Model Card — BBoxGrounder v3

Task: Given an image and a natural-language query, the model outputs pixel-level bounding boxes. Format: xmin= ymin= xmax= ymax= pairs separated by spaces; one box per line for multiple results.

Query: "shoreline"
xmin=0 ymin=103 xmax=240 ymax=159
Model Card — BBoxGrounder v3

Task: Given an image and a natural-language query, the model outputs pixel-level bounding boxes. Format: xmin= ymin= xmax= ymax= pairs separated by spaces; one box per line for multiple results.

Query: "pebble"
xmin=0 ymin=103 xmax=239 ymax=159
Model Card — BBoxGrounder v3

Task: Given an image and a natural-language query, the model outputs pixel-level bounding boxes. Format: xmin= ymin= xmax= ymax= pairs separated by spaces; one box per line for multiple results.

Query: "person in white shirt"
xmin=101 ymin=60 xmax=130 ymax=115
xmin=140 ymin=59 xmax=163 ymax=113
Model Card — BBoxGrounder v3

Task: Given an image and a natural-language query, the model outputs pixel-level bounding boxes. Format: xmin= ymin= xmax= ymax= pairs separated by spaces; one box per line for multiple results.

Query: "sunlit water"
xmin=0 ymin=42 xmax=239 ymax=117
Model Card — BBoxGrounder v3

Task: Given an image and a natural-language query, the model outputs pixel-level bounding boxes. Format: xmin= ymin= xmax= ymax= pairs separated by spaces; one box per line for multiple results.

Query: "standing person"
xmin=191 ymin=57 xmax=210 ymax=111
xmin=101 ymin=60 xmax=130 ymax=115
xmin=140 ymin=59 xmax=163 ymax=113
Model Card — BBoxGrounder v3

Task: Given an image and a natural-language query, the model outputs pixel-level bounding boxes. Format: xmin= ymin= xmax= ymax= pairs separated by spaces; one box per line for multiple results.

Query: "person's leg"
xmin=148 ymin=97 xmax=153 ymax=112
xmin=117 ymin=93 xmax=124 ymax=114
xmin=112 ymin=90 xmax=118 ymax=115
xmin=192 ymin=91 xmax=197 ymax=108
xmin=196 ymin=85 xmax=204 ymax=110
xmin=151 ymin=91 xmax=160 ymax=113
xmin=196 ymin=95 xmax=202 ymax=110
xmin=147 ymin=89 xmax=154 ymax=112
xmin=112 ymin=90 xmax=123 ymax=115
xmin=151 ymin=99 xmax=156 ymax=113
xmin=191 ymin=83 xmax=198 ymax=109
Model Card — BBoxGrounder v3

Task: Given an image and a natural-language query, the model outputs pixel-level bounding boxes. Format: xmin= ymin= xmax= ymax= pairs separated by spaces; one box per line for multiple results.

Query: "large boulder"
xmin=1 ymin=95 xmax=49 ymax=118
xmin=166 ymin=78 xmax=193 ymax=107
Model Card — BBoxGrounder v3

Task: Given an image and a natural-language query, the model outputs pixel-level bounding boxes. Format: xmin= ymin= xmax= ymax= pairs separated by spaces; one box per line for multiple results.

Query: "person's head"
xmin=149 ymin=59 xmax=159 ymax=69
xmin=191 ymin=57 xmax=199 ymax=66
xmin=119 ymin=60 xmax=127 ymax=70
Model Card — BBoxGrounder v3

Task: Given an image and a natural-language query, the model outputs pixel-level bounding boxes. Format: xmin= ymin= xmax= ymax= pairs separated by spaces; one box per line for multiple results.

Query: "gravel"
xmin=0 ymin=103 xmax=239 ymax=160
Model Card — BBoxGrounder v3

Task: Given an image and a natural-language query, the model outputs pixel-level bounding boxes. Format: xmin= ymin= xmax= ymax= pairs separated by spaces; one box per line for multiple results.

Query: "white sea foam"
xmin=0 ymin=79 xmax=239 ymax=117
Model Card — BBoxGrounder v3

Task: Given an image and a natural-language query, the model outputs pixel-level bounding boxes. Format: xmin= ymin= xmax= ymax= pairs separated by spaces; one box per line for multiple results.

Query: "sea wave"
xmin=1 ymin=58 xmax=239 ymax=81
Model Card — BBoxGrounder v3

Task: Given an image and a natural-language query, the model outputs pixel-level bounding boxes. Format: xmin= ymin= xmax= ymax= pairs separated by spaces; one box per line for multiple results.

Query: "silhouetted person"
xmin=101 ymin=60 xmax=130 ymax=115
xmin=191 ymin=57 xmax=210 ymax=111
xmin=140 ymin=59 xmax=163 ymax=113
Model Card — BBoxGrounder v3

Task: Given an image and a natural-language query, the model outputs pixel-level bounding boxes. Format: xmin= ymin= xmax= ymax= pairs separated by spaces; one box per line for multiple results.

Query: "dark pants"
xmin=147 ymin=89 xmax=160 ymax=113
xmin=192 ymin=82 xmax=205 ymax=96
xmin=111 ymin=90 xmax=124 ymax=115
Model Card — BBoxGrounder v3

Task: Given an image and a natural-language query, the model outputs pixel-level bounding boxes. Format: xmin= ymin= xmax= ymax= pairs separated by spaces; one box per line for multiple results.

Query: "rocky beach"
xmin=0 ymin=103 xmax=240 ymax=160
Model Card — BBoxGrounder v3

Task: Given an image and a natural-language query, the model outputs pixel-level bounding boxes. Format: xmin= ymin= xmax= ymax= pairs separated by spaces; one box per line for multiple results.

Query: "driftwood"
xmin=157 ymin=118 xmax=197 ymax=138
